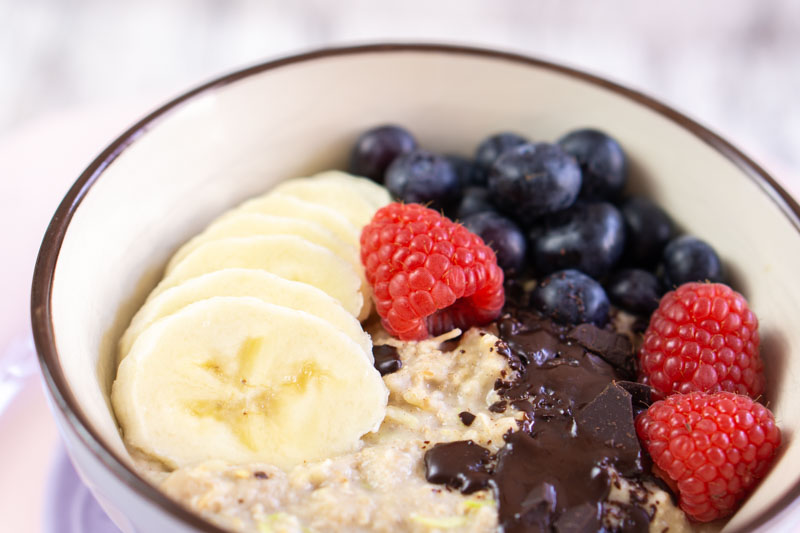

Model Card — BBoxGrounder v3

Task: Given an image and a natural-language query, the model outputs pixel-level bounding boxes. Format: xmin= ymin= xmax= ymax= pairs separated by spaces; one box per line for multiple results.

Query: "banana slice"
xmin=165 ymin=213 xmax=359 ymax=274
xmin=111 ymin=296 xmax=388 ymax=469
xmin=270 ymin=178 xmax=377 ymax=227
xmin=162 ymin=213 xmax=372 ymax=320
xmin=149 ymin=236 xmax=364 ymax=319
xmin=118 ymin=268 xmax=373 ymax=363
xmin=304 ymin=170 xmax=392 ymax=211
xmin=233 ymin=194 xmax=360 ymax=248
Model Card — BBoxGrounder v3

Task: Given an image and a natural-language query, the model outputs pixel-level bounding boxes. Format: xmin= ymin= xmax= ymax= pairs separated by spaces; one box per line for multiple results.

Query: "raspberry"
xmin=361 ymin=203 xmax=504 ymax=340
xmin=636 ymin=391 xmax=780 ymax=522
xmin=638 ymin=282 xmax=765 ymax=399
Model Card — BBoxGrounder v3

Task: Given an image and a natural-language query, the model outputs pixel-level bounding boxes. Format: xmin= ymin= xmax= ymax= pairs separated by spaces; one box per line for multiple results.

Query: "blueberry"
xmin=661 ymin=235 xmax=724 ymax=287
xmin=531 ymin=269 xmax=610 ymax=326
xmin=456 ymin=187 xmax=495 ymax=220
xmin=529 ymin=202 xmax=626 ymax=279
xmin=557 ymin=128 xmax=628 ymax=201
xmin=488 ymin=143 xmax=582 ymax=226
xmin=385 ymin=149 xmax=460 ymax=210
xmin=462 ymin=211 xmax=527 ymax=274
xmin=620 ymin=197 xmax=674 ymax=268
xmin=473 ymin=132 xmax=529 ymax=186
xmin=445 ymin=154 xmax=481 ymax=188
xmin=349 ymin=125 xmax=417 ymax=182
xmin=606 ymin=269 xmax=662 ymax=316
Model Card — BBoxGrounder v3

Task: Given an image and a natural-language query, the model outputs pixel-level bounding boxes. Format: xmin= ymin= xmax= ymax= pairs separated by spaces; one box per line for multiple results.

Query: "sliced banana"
xmin=165 ymin=213 xmax=358 ymax=274
xmin=271 ymin=178 xmax=377 ymax=227
xmin=233 ymin=194 xmax=360 ymax=249
xmin=111 ymin=296 xmax=388 ymax=469
xmin=148 ymin=236 xmax=364 ymax=319
xmin=303 ymin=170 xmax=392 ymax=211
xmin=118 ymin=268 xmax=373 ymax=363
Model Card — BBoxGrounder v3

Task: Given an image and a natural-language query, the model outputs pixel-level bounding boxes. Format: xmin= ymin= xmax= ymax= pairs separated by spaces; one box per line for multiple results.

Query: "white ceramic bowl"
xmin=32 ymin=44 xmax=800 ymax=532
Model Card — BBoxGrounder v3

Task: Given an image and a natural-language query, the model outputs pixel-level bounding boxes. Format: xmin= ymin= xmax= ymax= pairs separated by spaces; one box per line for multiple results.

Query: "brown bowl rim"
xmin=30 ymin=42 xmax=800 ymax=532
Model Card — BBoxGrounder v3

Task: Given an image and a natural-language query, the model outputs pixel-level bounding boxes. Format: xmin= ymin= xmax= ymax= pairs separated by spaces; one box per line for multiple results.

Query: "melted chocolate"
xmin=424 ymin=440 xmax=491 ymax=494
xmin=372 ymin=345 xmax=402 ymax=376
xmin=423 ymin=309 xmax=654 ymax=532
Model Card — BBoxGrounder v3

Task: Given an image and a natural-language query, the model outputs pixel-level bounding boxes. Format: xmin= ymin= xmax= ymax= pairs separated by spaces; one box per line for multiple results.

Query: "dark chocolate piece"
xmin=459 ymin=411 xmax=476 ymax=426
xmin=372 ymin=345 xmax=402 ymax=376
xmin=567 ymin=323 xmax=633 ymax=374
xmin=253 ymin=471 xmax=268 ymax=480
xmin=424 ymin=440 xmax=491 ymax=494
xmin=554 ymin=503 xmax=601 ymax=533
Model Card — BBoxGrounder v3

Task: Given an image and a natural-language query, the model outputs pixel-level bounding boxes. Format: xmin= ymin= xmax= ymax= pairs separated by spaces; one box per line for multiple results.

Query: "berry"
xmin=360 ymin=203 xmax=505 ymax=340
xmin=462 ymin=211 xmax=527 ymax=274
xmin=473 ymin=132 xmax=529 ymax=186
xmin=662 ymin=236 xmax=724 ymax=288
xmin=606 ymin=268 xmax=662 ymax=316
xmin=488 ymin=143 xmax=582 ymax=226
xmin=349 ymin=125 xmax=417 ymax=182
xmin=636 ymin=391 xmax=780 ymax=522
xmin=528 ymin=202 xmax=626 ymax=279
xmin=621 ymin=197 xmax=674 ymax=268
xmin=456 ymin=187 xmax=495 ymax=220
xmin=557 ymin=128 xmax=628 ymax=201
xmin=385 ymin=150 xmax=460 ymax=211
xmin=530 ymin=269 xmax=610 ymax=326
xmin=445 ymin=154 xmax=481 ymax=188
xmin=638 ymin=282 xmax=765 ymax=398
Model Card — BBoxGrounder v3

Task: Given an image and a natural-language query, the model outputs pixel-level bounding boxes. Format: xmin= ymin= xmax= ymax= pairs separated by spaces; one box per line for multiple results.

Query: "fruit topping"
xmin=638 ymin=282 xmax=765 ymax=398
xmin=662 ymin=235 xmax=725 ymax=287
xmin=557 ymin=128 xmax=628 ymax=201
xmin=461 ymin=211 xmax=527 ymax=274
xmin=636 ymin=391 xmax=780 ymax=522
xmin=488 ymin=143 xmax=582 ymax=225
xmin=456 ymin=186 xmax=496 ymax=220
xmin=530 ymin=269 xmax=610 ymax=326
xmin=384 ymin=149 xmax=461 ymax=211
xmin=360 ymin=202 xmax=505 ymax=340
xmin=528 ymin=201 xmax=626 ymax=279
xmin=349 ymin=124 xmax=417 ymax=182
xmin=621 ymin=196 xmax=675 ymax=268
xmin=473 ymin=132 xmax=530 ymax=185
xmin=606 ymin=268 xmax=663 ymax=316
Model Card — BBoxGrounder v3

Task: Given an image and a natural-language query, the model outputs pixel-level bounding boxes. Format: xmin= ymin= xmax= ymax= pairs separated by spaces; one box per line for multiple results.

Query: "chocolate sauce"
xmin=424 ymin=440 xmax=491 ymax=494
xmin=423 ymin=309 xmax=652 ymax=532
xmin=372 ymin=345 xmax=402 ymax=376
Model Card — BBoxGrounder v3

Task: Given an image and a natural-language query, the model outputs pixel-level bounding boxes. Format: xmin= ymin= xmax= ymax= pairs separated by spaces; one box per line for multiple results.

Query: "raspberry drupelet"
xmin=638 ymin=282 xmax=765 ymax=399
xmin=636 ymin=391 xmax=780 ymax=522
xmin=360 ymin=203 xmax=505 ymax=340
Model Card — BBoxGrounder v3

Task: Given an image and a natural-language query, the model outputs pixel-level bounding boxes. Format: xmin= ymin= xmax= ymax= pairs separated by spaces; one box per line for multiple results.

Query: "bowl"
xmin=31 ymin=43 xmax=800 ymax=532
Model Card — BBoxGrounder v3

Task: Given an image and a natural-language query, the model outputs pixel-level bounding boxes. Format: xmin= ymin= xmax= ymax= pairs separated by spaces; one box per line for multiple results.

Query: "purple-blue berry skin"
xmin=473 ymin=132 xmax=529 ymax=186
xmin=488 ymin=143 xmax=582 ymax=227
xmin=529 ymin=202 xmax=626 ymax=279
xmin=661 ymin=235 xmax=724 ymax=288
xmin=621 ymin=197 xmax=675 ymax=268
xmin=557 ymin=128 xmax=628 ymax=201
xmin=531 ymin=269 xmax=610 ymax=326
xmin=462 ymin=211 xmax=527 ymax=274
xmin=349 ymin=125 xmax=417 ymax=183
xmin=384 ymin=149 xmax=460 ymax=211
xmin=445 ymin=154 xmax=482 ymax=188
xmin=606 ymin=268 xmax=662 ymax=316
xmin=456 ymin=187 xmax=495 ymax=220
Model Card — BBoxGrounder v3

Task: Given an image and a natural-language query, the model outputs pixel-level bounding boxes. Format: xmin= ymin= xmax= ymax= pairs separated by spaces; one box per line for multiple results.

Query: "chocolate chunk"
xmin=372 ymin=345 xmax=402 ymax=376
xmin=567 ymin=323 xmax=633 ymax=373
xmin=489 ymin=400 xmax=508 ymax=413
xmin=517 ymin=482 xmax=558 ymax=531
xmin=554 ymin=502 xmax=601 ymax=533
xmin=424 ymin=441 xmax=491 ymax=494
xmin=459 ymin=411 xmax=476 ymax=426
xmin=253 ymin=471 xmax=268 ymax=480
xmin=613 ymin=503 xmax=651 ymax=533
xmin=615 ymin=380 xmax=653 ymax=409
xmin=575 ymin=382 xmax=642 ymax=476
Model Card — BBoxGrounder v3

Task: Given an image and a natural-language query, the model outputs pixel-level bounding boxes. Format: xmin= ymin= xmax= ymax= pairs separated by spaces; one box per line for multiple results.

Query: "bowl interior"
xmin=44 ymin=46 xmax=800 ymax=531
